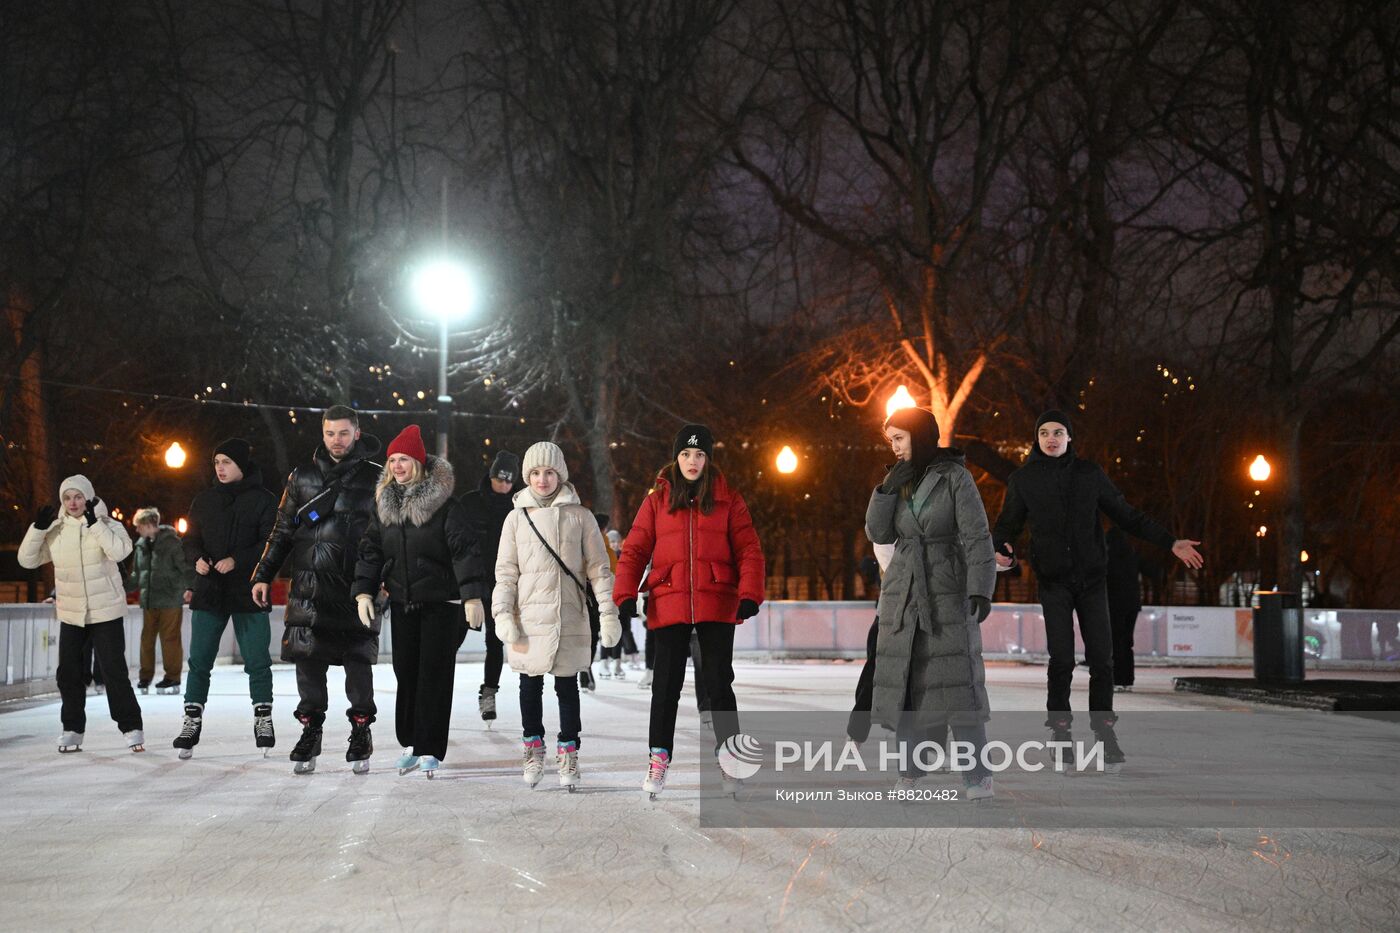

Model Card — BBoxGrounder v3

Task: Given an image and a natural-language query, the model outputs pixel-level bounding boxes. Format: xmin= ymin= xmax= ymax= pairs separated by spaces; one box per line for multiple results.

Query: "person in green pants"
xmin=175 ymin=439 xmax=278 ymax=758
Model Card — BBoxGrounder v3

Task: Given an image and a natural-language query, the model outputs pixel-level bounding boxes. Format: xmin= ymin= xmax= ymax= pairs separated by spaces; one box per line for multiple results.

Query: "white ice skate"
xmin=965 ymin=775 xmax=995 ymax=801
xmin=396 ymin=752 xmax=421 ymax=775
xmin=598 ymin=663 xmax=612 ymax=680
xmin=644 ymin=749 xmax=670 ymax=799
xmin=420 ymin=755 xmax=441 ymax=779
xmin=638 ymin=670 xmax=653 ymax=690
xmin=612 ymin=658 xmax=625 ymax=680
xmin=557 ymin=742 xmax=580 ymax=792
xmin=57 ymin=731 xmax=84 ymax=754
xmin=522 ymin=737 xmax=546 ymax=787
xmin=293 ymin=758 xmax=317 ymax=775
xmin=715 ymin=757 xmax=740 ymax=796
xmin=124 ymin=729 xmax=146 ymax=753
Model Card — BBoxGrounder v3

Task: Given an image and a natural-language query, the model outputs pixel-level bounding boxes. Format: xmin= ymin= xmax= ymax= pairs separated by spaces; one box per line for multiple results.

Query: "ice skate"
xmin=290 ymin=713 xmax=323 ymax=775
xmin=396 ymin=752 xmax=421 ymax=775
xmin=253 ymin=703 xmax=274 ymax=755
xmin=154 ymin=677 xmax=180 ymax=696
xmin=892 ymin=776 xmax=918 ymax=794
xmin=715 ymin=756 xmax=740 ymax=796
xmin=699 ymin=709 xmax=713 ymax=729
xmin=1114 ymin=684 xmax=1133 ymax=693
xmin=420 ymin=755 xmax=441 ymax=779
xmin=965 ymin=775 xmax=995 ymax=800
xmin=1047 ymin=725 xmax=1074 ymax=773
xmin=478 ymin=685 xmax=498 ymax=726
xmin=173 ymin=703 xmax=203 ymax=759
xmin=638 ymin=670 xmax=653 ymax=689
xmin=522 ymin=736 xmax=546 ymax=787
xmin=346 ymin=714 xmax=373 ymax=775
xmin=1093 ymin=723 xmax=1126 ymax=774
xmin=643 ymin=748 xmax=670 ymax=799
xmin=124 ymin=729 xmax=146 ymax=753
xmin=557 ymin=741 xmax=580 ymax=792
xmin=597 ymin=662 xmax=612 ymax=680
xmin=58 ymin=731 xmax=84 ymax=754
xmin=611 ymin=658 xmax=625 ymax=680
xmin=137 ymin=679 xmax=151 ymax=695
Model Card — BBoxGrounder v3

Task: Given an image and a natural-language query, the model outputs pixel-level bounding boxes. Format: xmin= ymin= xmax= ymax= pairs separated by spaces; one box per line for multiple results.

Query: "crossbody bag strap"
xmin=522 ymin=509 xmax=589 ymax=597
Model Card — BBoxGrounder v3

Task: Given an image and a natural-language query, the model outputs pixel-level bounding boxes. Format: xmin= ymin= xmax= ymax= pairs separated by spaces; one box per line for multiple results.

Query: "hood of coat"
xmin=313 ymin=432 xmax=383 ymax=474
xmin=376 ymin=455 xmax=455 ymax=526
xmin=512 ymin=481 xmax=582 ymax=511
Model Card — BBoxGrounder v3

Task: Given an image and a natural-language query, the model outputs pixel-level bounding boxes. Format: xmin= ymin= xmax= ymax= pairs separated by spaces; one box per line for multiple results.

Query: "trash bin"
xmin=1253 ymin=591 xmax=1304 ymax=683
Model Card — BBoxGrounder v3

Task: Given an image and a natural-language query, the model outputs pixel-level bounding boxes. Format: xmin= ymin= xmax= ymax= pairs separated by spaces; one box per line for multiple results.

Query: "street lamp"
xmin=164 ymin=442 xmax=187 ymax=469
xmin=885 ymin=384 xmax=917 ymax=418
xmin=776 ymin=445 xmax=798 ymax=474
xmin=411 ymin=258 xmax=479 ymax=459
xmin=1248 ymin=454 xmax=1271 ymax=483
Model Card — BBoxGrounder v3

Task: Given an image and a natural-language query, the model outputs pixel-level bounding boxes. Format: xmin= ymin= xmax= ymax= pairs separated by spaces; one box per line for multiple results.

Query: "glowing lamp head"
xmin=176 ymin=517 xmax=188 ymax=534
xmin=885 ymin=385 xmax=917 ymax=419
xmin=776 ymin=446 xmax=798 ymax=474
xmin=1248 ymin=454 xmax=1271 ymax=483
xmin=411 ymin=259 xmax=477 ymax=322
xmin=165 ymin=442 xmax=187 ymax=469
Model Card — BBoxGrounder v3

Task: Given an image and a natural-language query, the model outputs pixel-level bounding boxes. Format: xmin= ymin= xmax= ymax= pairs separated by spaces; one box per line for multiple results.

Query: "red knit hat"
xmin=386 ymin=425 xmax=427 ymax=464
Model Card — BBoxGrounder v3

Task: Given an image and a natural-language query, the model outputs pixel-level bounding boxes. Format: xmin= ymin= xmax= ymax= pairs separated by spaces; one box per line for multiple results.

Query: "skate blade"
xmin=566 ymin=784 xmax=577 ymax=793
xmin=648 ymin=791 xmax=659 ymax=800
xmin=351 ymin=760 xmax=370 ymax=774
xmin=58 ymin=747 xmax=83 ymax=754
xmin=129 ymin=745 xmax=145 ymax=753
xmin=424 ymin=770 xmax=437 ymax=780
xmin=293 ymin=759 xmax=316 ymax=774
xmin=178 ymin=749 xmax=193 ymax=760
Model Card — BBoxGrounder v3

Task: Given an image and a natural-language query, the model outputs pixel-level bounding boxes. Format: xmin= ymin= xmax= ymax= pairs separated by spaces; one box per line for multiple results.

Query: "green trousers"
xmin=184 ymin=610 xmax=273 ymax=706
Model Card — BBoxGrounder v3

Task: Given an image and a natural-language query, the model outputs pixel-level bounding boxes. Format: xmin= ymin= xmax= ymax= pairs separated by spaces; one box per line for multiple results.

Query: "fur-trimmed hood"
xmin=376 ymin=455 xmax=456 ymax=526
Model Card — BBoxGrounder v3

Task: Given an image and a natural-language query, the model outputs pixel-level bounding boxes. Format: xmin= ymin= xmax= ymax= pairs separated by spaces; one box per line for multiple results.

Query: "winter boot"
xmin=557 ymin=740 xmax=580 ymax=791
xmin=522 ymin=736 xmax=546 ymax=787
xmin=253 ymin=703 xmax=275 ymax=754
xmin=644 ymin=748 xmax=671 ymax=799
xmin=478 ymin=684 xmax=498 ymax=725
xmin=173 ymin=703 xmax=203 ymax=759
xmin=290 ymin=712 xmax=324 ymax=775
xmin=346 ymin=713 xmax=374 ymax=774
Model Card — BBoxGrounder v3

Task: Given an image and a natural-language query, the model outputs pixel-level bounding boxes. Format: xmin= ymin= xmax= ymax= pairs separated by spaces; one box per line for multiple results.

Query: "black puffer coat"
xmin=458 ymin=470 xmax=523 ymax=606
xmin=353 ymin=456 xmax=482 ymax=605
xmin=185 ymin=467 xmax=277 ymax=614
xmin=992 ymin=444 xmax=1174 ymax=586
xmin=253 ymin=434 xmax=382 ymax=635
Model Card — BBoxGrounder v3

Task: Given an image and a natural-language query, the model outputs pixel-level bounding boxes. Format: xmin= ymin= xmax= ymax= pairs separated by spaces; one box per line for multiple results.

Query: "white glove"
xmin=599 ymin=610 xmax=621 ymax=649
xmin=355 ymin=594 xmax=375 ymax=628
xmin=495 ymin=613 xmax=523 ymax=644
xmin=464 ymin=599 xmax=484 ymax=630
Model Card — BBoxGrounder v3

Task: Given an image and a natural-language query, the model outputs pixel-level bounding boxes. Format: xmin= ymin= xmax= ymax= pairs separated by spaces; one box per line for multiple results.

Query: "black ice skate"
xmin=1092 ymin=722 xmax=1126 ymax=774
xmin=137 ymin=679 xmax=151 ymax=695
xmin=173 ymin=703 xmax=203 ymax=759
xmin=154 ymin=677 xmax=181 ymax=696
xmin=346 ymin=714 xmax=373 ymax=775
xmin=253 ymin=703 xmax=275 ymax=756
xmin=290 ymin=713 xmax=323 ymax=775
xmin=1047 ymin=720 xmax=1074 ymax=774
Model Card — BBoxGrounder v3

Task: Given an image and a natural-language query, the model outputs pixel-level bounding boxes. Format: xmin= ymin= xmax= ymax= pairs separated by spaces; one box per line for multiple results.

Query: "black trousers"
xmin=481 ymin=603 xmax=503 ymax=690
xmin=1110 ymin=605 xmax=1139 ymax=687
xmin=1040 ymin=578 xmax=1114 ymax=723
xmin=391 ymin=601 xmax=466 ymax=759
xmin=690 ymin=631 xmax=711 ymax=712
xmin=295 ymin=658 xmax=376 ymax=723
xmin=58 ymin=619 xmax=142 ymax=733
xmin=649 ymin=622 xmax=737 ymax=753
xmin=520 ymin=673 xmax=581 ymax=745
xmin=847 ymin=617 xmax=880 ymax=741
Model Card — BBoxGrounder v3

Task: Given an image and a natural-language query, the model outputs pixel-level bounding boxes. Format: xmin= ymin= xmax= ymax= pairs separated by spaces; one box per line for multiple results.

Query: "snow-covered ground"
xmin=2 ymin=660 xmax=1396 ymax=931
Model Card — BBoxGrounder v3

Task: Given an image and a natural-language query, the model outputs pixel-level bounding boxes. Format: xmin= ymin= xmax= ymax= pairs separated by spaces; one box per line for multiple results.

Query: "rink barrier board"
xmin=1 ymin=601 xmax=1396 ymax=697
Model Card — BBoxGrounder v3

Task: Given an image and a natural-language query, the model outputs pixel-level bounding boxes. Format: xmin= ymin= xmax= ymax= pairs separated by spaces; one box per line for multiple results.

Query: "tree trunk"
xmin=586 ymin=336 xmax=619 ymax=519
xmin=6 ymin=287 xmax=54 ymax=509
xmin=1276 ymin=406 xmax=1306 ymax=595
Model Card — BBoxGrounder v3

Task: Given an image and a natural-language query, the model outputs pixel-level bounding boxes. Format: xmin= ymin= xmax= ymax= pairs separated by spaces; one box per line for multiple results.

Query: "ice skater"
xmin=613 ymin=424 xmax=766 ymax=799
xmin=19 ymin=475 xmax=144 ymax=754
xmin=493 ymin=442 xmax=620 ymax=791
xmin=459 ymin=449 xmax=524 ymax=725
xmin=175 ymin=439 xmax=278 ymax=759
xmin=128 ymin=507 xmax=191 ymax=695
xmin=866 ymin=407 xmax=997 ymax=799
xmin=252 ymin=406 xmax=382 ymax=774
xmin=354 ymin=425 xmax=484 ymax=778
xmin=991 ymin=410 xmax=1203 ymax=762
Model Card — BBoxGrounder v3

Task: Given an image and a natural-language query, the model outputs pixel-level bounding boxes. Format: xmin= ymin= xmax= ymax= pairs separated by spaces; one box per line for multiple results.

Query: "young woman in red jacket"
xmin=613 ymin=424 xmax=766 ymax=797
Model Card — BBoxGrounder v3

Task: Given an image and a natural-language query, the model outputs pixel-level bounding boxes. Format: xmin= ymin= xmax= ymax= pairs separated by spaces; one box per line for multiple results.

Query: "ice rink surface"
xmin=2 ymin=659 xmax=1397 ymax=932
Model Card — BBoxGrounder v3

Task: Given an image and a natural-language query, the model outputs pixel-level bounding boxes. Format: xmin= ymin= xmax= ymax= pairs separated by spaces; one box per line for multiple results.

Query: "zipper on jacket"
xmin=688 ymin=500 xmax=696 ymax=624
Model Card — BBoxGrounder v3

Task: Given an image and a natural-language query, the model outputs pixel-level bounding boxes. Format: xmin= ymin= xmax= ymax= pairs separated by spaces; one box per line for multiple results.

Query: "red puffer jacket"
xmin=614 ymin=471 xmax=765 ymax=628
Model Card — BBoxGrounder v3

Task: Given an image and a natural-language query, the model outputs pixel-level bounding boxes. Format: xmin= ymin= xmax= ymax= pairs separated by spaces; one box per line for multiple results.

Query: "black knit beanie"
xmin=489 ymin=450 xmax=521 ymax=484
xmin=214 ymin=437 xmax=253 ymax=474
xmin=1035 ymin=410 xmax=1074 ymax=437
xmin=672 ymin=424 xmax=715 ymax=460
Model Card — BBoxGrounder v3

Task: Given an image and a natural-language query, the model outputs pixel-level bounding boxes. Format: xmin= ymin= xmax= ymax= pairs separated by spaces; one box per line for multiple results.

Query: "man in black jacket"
xmin=992 ymin=411 xmax=1202 ymax=742
xmin=252 ymin=406 xmax=383 ymax=774
xmin=458 ymin=450 xmax=523 ymax=723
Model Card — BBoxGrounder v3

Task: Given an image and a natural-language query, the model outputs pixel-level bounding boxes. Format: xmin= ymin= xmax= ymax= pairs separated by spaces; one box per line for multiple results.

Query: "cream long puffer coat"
xmin=493 ymin=483 xmax=617 ymax=677
xmin=19 ymin=503 xmax=133 ymax=626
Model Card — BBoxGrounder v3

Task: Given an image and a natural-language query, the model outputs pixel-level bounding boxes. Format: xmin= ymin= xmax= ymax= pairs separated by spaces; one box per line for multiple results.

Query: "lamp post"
xmin=164 ymin=442 xmax=187 ymax=469
xmin=1248 ymin=454 xmax=1273 ymax=594
xmin=411 ymin=259 xmax=478 ymax=459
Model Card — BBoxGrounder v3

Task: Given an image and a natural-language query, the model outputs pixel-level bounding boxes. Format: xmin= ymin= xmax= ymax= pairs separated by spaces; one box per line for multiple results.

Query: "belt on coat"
xmin=892 ymin=533 xmax=959 ymax=636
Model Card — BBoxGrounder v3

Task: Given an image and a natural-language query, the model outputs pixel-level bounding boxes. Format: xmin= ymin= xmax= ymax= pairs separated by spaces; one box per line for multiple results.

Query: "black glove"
xmin=880 ymin=460 xmax=917 ymax=494
xmin=737 ymin=598 xmax=760 ymax=620
xmin=84 ymin=497 xmax=101 ymax=527
xmin=618 ymin=598 xmax=637 ymax=625
xmin=33 ymin=504 xmax=58 ymax=530
xmin=970 ymin=595 xmax=991 ymax=624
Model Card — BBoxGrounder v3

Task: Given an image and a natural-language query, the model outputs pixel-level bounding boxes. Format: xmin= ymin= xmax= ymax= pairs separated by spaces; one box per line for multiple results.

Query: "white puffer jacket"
xmin=19 ymin=503 xmax=133 ymax=626
xmin=493 ymin=483 xmax=617 ymax=677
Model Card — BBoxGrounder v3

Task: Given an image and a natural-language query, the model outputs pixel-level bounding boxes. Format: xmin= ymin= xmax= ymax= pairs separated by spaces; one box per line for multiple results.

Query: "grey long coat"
xmin=865 ymin=454 xmax=996 ymax=729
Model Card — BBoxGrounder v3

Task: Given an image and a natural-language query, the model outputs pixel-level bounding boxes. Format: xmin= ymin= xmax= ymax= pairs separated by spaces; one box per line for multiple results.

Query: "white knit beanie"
xmin=59 ymin=474 xmax=95 ymax=502
xmin=521 ymin=441 xmax=568 ymax=484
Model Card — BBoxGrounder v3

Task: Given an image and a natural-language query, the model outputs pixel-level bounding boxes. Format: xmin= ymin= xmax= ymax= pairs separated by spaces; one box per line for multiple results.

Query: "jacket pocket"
xmin=709 ymin=562 xmax=736 ymax=585
xmin=640 ymin=563 xmax=674 ymax=592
